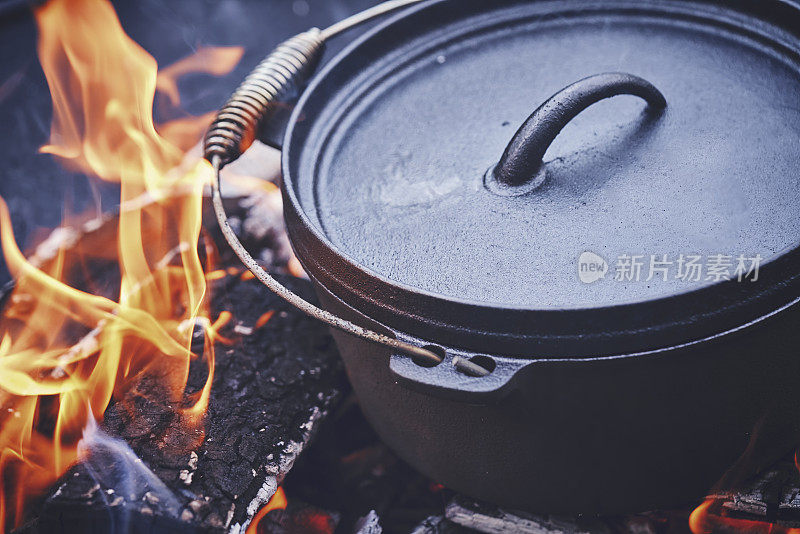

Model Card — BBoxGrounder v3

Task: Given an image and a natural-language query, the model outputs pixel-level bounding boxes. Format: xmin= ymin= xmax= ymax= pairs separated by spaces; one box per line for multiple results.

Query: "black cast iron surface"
xmin=273 ymin=0 xmax=800 ymax=514
xmin=281 ymin=0 xmax=800 ymax=358
xmin=288 ymin=0 xmax=800 ymax=310
xmin=490 ymin=72 xmax=667 ymax=190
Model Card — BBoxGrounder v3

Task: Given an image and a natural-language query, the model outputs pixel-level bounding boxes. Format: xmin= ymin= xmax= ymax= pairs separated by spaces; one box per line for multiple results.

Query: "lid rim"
xmin=280 ymin=0 xmax=800 ymax=357
xmin=283 ymin=185 xmax=800 ymax=358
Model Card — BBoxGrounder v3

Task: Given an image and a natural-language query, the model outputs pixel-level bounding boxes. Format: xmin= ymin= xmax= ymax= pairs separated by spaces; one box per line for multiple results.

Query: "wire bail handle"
xmin=203 ymin=0 xmax=491 ymax=376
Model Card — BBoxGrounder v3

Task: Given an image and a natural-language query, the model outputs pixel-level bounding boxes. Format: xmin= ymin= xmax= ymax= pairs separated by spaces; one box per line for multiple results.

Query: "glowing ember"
xmin=244 ymin=485 xmax=336 ymax=534
xmin=0 ymin=0 xmax=242 ymax=528
xmin=255 ymin=311 xmax=275 ymax=329
xmin=689 ymin=498 xmax=796 ymax=534
xmin=246 ymin=486 xmax=288 ymax=534
xmin=690 ymin=494 xmax=800 ymax=534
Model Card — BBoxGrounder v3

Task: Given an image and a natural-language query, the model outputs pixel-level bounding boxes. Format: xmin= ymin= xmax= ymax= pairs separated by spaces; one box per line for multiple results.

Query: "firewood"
xmin=9 ymin=188 xmax=345 ymax=534
xmin=445 ymin=496 xmax=609 ymax=534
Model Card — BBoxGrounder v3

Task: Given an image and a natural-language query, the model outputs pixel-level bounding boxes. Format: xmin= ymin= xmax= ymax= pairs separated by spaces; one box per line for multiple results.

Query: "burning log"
xmin=689 ymin=453 xmax=800 ymax=531
xmin=0 ymin=0 xmax=349 ymax=529
xmin=8 ymin=188 xmax=345 ymax=534
xmin=248 ymin=498 xmax=340 ymax=534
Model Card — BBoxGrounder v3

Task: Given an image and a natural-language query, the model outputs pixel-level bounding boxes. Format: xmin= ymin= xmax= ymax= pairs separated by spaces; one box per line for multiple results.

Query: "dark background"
xmin=0 ymin=0 xmax=379 ymax=284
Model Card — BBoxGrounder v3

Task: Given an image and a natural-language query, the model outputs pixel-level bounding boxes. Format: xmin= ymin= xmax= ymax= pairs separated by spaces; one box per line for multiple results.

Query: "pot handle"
xmin=203 ymin=29 xmax=324 ymax=166
xmin=202 ymin=1 xmax=457 ymax=371
xmin=488 ymin=72 xmax=666 ymax=191
xmin=390 ymin=351 xmax=531 ymax=404
xmin=203 ymin=0 xmax=426 ymax=164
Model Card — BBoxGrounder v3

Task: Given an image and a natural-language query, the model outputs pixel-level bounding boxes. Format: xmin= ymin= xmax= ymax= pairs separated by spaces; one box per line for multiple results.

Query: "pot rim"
xmin=280 ymin=0 xmax=800 ymax=358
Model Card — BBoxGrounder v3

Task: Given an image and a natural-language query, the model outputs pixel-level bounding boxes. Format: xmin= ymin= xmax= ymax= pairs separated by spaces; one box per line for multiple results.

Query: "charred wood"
xmin=445 ymin=496 xmax=609 ymax=534
xmin=250 ymin=499 xmax=339 ymax=534
xmin=9 ymin=185 xmax=345 ymax=534
xmin=353 ymin=510 xmax=382 ymax=534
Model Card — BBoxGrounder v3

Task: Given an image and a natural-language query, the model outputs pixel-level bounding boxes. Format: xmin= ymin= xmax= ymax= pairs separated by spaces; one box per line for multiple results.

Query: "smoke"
xmin=76 ymin=414 xmax=181 ymax=532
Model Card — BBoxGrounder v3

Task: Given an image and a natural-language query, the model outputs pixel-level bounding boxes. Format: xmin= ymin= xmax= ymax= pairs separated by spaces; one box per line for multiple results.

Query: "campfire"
xmin=0 ymin=0 xmax=224 ymax=527
xmin=3 ymin=0 xmax=800 ymax=533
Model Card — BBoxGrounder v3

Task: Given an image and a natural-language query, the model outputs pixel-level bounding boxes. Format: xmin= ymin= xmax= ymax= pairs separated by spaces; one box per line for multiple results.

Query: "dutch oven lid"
xmin=283 ymin=0 xmax=800 ymax=357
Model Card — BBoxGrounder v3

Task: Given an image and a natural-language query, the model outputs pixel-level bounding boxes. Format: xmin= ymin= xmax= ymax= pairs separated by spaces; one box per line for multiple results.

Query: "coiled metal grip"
xmin=202 ymin=16 xmax=481 ymax=373
xmin=203 ymin=29 xmax=325 ymax=167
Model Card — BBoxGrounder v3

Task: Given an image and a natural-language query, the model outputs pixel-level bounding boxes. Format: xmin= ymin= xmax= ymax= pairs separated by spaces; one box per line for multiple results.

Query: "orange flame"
xmin=245 ymin=486 xmax=336 ymax=534
xmin=690 ymin=498 xmax=800 ymax=534
xmin=156 ymin=46 xmax=244 ymax=108
xmin=0 ymin=0 xmax=242 ymax=528
xmin=155 ymin=46 xmax=244 ymax=153
xmin=246 ymin=486 xmax=288 ymax=534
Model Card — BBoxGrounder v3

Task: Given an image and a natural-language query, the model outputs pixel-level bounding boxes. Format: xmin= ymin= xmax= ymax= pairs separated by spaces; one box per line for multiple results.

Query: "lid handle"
xmin=491 ymin=72 xmax=667 ymax=188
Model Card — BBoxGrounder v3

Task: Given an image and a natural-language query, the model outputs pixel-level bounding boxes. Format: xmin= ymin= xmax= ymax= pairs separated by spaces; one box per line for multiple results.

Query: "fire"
xmin=0 ymin=0 xmax=242 ymax=529
xmin=246 ymin=486 xmax=288 ymax=534
xmin=156 ymin=47 xmax=244 ymax=109
xmin=689 ymin=498 xmax=797 ymax=534
xmin=245 ymin=487 xmax=337 ymax=534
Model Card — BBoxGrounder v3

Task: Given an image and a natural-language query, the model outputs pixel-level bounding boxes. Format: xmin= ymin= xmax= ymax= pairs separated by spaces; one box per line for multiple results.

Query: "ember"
xmin=248 ymin=487 xmax=288 ymax=533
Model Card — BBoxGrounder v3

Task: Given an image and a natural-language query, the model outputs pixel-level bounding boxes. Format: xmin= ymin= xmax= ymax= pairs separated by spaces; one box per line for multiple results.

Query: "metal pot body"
xmin=307 ymin=276 xmax=800 ymax=513
xmin=271 ymin=0 xmax=800 ymax=514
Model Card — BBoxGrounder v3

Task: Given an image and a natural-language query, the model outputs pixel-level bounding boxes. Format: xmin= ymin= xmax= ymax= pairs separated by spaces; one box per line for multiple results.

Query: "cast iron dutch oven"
xmin=204 ymin=0 xmax=800 ymax=513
